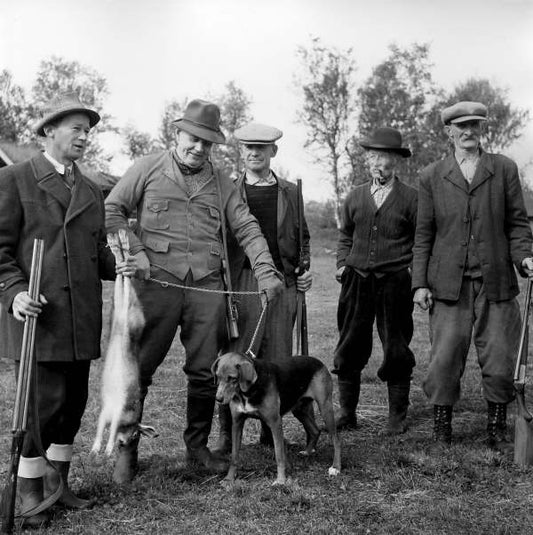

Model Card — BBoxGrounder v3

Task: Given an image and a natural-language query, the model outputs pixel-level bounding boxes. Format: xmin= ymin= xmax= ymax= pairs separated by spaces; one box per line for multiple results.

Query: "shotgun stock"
xmin=513 ymin=276 xmax=533 ymax=466
xmin=1 ymin=239 xmax=44 ymax=534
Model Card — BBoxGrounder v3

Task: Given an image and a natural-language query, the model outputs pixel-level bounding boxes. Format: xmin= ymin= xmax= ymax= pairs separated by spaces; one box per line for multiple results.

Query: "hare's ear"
xmin=237 ymin=360 xmax=257 ymax=393
xmin=138 ymin=424 xmax=158 ymax=439
xmin=211 ymin=356 xmax=222 ymax=377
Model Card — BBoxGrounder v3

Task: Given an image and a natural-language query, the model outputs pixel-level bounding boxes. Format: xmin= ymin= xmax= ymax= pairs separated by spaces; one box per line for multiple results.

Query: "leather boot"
xmin=487 ymin=401 xmax=512 ymax=452
xmin=184 ymin=394 xmax=227 ymax=473
xmin=386 ymin=381 xmax=410 ymax=435
xmin=44 ymin=461 xmax=94 ymax=509
xmin=433 ymin=405 xmax=453 ymax=444
xmin=213 ymin=403 xmax=232 ymax=456
xmin=17 ymin=476 xmax=49 ymax=529
xmin=335 ymin=374 xmax=360 ymax=430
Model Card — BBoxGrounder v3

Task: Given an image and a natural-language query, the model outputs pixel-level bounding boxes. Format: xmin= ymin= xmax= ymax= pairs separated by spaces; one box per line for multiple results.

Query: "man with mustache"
xmin=105 ymin=100 xmax=283 ymax=483
xmin=334 ymin=127 xmax=417 ymax=435
xmin=412 ymin=101 xmax=533 ymax=448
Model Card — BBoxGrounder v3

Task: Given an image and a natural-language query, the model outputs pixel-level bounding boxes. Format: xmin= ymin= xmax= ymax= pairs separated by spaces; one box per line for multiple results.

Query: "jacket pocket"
xmin=144 ymin=199 xmax=170 ymax=230
xmin=145 ymin=237 xmax=170 ymax=253
xmin=207 ymin=242 xmax=222 ymax=270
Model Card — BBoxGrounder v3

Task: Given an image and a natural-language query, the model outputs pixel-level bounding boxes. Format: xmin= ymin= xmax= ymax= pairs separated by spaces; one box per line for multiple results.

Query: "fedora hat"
xmin=359 ymin=127 xmax=411 ymax=158
xmin=172 ymin=99 xmax=226 ymax=144
xmin=34 ymin=91 xmax=101 ymax=136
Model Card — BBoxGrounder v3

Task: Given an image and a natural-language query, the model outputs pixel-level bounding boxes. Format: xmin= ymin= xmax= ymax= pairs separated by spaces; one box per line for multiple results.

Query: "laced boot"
xmin=386 ymin=381 xmax=410 ymax=435
xmin=44 ymin=461 xmax=94 ymax=509
xmin=487 ymin=401 xmax=512 ymax=452
xmin=17 ymin=476 xmax=49 ymax=529
xmin=335 ymin=374 xmax=361 ymax=430
xmin=433 ymin=405 xmax=453 ymax=444
xmin=213 ymin=403 xmax=232 ymax=456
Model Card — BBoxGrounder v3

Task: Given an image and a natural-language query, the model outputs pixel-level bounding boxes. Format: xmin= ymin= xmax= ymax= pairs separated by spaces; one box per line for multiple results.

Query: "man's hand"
xmin=295 ymin=268 xmax=312 ymax=292
xmin=115 ymin=254 xmax=139 ymax=278
xmin=12 ymin=291 xmax=48 ymax=322
xmin=130 ymin=251 xmax=151 ymax=280
xmin=413 ymin=287 xmax=433 ymax=311
xmin=522 ymin=257 xmax=533 ymax=275
xmin=335 ymin=266 xmax=346 ymax=284
xmin=259 ymin=276 xmax=284 ymax=307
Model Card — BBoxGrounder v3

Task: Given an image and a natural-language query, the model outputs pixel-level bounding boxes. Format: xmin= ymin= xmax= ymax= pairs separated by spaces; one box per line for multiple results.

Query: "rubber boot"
xmin=386 ymin=381 xmax=410 ymax=435
xmin=335 ymin=374 xmax=361 ymax=430
xmin=213 ymin=403 xmax=232 ymax=456
xmin=433 ymin=405 xmax=453 ymax=444
xmin=17 ymin=476 xmax=49 ymax=529
xmin=44 ymin=461 xmax=94 ymax=509
xmin=184 ymin=394 xmax=227 ymax=473
xmin=487 ymin=401 xmax=512 ymax=452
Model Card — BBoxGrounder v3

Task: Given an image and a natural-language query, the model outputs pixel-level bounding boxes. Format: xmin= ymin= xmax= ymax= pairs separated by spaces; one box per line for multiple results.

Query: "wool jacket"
xmin=412 ymin=151 xmax=533 ymax=302
xmin=0 ymin=153 xmax=115 ymax=362
xmin=337 ymin=178 xmax=417 ymax=273
xmin=228 ymin=172 xmax=311 ymax=286
xmin=105 ymin=150 xmax=279 ymax=285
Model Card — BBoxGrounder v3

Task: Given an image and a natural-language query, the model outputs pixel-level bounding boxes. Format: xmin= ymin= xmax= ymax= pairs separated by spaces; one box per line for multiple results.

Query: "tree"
xmin=122 ymin=124 xmax=158 ymax=159
xmin=352 ymin=43 xmax=443 ymax=186
xmin=0 ymin=70 xmax=33 ymax=142
xmin=158 ymin=98 xmax=187 ymax=149
xmin=295 ymin=37 xmax=356 ymax=225
xmin=211 ymin=81 xmax=253 ymax=178
xmin=31 ymin=56 xmax=115 ymax=171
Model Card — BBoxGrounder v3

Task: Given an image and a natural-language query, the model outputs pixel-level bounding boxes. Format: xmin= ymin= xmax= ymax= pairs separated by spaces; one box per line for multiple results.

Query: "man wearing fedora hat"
xmin=333 ymin=127 xmax=417 ymax=435
xmin=413 ymin=101 xmax=533 ymax=448
xmin=213 ymin=122 xmax=312 ymax=453
xmin=105 ymin=100 xmax=283 ymax=482
xmin=0 ymin=92 xmax=136 ymax=526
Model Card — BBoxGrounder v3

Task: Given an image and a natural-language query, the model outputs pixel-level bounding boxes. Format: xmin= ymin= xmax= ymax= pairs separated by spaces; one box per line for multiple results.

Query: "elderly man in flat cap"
xmin=0 ymin=92 xmax=136 ymax=527
xmin=213 ymin=122 xmax=312 ymax=452
xmin=105 ymin=102 xmax=283 ymax=482
xmin=333 ymin=127 xmax=417 ymax=436
xmin=412 ymin=101 xmax=533 ymax=448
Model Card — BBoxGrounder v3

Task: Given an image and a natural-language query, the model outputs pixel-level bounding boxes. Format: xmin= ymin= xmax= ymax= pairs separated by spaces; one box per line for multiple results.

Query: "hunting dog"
xmin=91 ymin=230 xmax=156 ymax=456
xmin=212 ymin=351 xmax=341 ymax=484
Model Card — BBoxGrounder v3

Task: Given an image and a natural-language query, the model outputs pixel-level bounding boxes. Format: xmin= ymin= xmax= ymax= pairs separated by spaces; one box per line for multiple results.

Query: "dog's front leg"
xmin=225 ymin=413 xmax=245 ymax=482
xmin=269 ymin=416 xmax=287 ymax=485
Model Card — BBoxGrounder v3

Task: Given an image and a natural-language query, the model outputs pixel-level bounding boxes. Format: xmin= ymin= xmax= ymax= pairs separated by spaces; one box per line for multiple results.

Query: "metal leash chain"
xmin=148 ymin=276 xmax=262 ymax=296
xmin=245 ymin=302 xmax=268 ymax=360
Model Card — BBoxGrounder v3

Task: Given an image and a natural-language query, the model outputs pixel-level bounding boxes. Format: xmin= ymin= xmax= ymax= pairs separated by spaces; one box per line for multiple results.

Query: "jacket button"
xmin=63 ymin=285 xmax=70 ymax=291
xmin=461 ymin=241 xmax=467 ymax=246
xmin=90 ymin=255 xmax=97 ymax=261
xmin=0 ymin=282 xmax=4 ymax=289
xmin=463 ymin=218 xmax=469 ymax=223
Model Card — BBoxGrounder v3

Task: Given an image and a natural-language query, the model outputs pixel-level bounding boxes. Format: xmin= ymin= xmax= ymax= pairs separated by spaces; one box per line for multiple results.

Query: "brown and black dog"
xmin=212 ymin=351 xmax=341 ymax=485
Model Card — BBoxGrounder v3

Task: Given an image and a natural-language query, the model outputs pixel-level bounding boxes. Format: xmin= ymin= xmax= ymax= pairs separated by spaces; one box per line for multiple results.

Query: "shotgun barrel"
xmin=295 ymin=179 xmax=309 ymax=355
xmin=1 ymin=238 xmax=45 ymax=534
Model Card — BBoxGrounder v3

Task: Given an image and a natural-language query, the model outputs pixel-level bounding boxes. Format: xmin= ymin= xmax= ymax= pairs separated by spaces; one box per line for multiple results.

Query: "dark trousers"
xmin=333 ymin=267 xmax=415 ymax=382
xmin=133 ymin=267 xmax=226 ymax=399
xmin=21 ymin=360 xmax=90 ymax=457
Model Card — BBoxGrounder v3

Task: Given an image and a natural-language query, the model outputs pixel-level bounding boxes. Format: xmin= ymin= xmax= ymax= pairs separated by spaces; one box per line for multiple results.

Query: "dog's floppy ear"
xmin=237 ymin=360 xmax=257 ymax=393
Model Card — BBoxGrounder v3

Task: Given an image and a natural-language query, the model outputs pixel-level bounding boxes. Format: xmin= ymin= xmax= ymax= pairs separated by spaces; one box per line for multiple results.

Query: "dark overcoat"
xmin=0 ymin=153 xmax=115 ymax=361
xmin=412 ymin=150 xmax=533 ymax=302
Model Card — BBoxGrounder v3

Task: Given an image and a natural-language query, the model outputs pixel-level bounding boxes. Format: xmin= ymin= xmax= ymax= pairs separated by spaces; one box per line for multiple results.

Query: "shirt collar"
xmin=245 ymin=171 xmax=277 ymax=186
xmin=370 ymin=176 xmax=395 ymax=194
xmin=43 ymin=151 xmax=73 ymax=176
xmin=454 ymin=148 xmax=480 ymax=165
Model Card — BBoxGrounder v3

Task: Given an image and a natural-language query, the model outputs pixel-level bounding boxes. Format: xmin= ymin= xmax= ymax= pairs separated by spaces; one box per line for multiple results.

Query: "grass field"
xmin=2 ymin=227 xmax=533 ymax=534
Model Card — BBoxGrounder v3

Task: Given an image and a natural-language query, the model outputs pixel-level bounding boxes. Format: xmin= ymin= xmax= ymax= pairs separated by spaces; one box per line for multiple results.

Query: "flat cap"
xmin=441 ymin=101 xmax=488 ymax=125
xmin=234 ymin=122 xmax=283 ymax=144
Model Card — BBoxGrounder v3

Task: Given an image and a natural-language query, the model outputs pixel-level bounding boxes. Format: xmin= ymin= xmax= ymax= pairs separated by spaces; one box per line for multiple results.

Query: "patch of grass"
xmin=2 ymin=227 xmax=533 ymax=533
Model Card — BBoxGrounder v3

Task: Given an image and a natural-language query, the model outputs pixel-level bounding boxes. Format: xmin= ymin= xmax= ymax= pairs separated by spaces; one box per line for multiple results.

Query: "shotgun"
xmin=513 ymin=276 xmax=533 ymax=466
xmin=1 ymin=238 xmax=45 ymax=534
xmin=295 ymin=179 xmax=309 ymax=355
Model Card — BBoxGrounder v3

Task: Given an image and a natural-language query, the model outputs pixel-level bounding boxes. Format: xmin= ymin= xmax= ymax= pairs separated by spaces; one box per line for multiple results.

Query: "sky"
xmin=1 ymin=0 xmax=532 ymax=199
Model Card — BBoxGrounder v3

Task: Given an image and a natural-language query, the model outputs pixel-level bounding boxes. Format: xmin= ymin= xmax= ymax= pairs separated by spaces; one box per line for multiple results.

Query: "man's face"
xmin=44 ymin=113 xmax=91 ymax=164
xmin=241 ymin=143 xmax=277 ymax=175
xmin=175 ymin=130 xmax=212 ymax=168
xmin=364 ymin=150 xmax=400 ymax=184
xmin=445 ymin=120 xmax=483 ymax=152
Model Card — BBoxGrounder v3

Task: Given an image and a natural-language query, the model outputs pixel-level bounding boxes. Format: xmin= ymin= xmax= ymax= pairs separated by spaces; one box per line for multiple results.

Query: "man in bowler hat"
xmin=413 ymin=101 xmax=533 ymax=447
xmin=334 ymin=127 xmax=417 ymax=435
xmin=214 ymin=122 xmax=312 ymax=453
xmin=105 ymin=100 xmax=283 ymax=483
xmin=0 ymin=92 xmax=136 ymax=527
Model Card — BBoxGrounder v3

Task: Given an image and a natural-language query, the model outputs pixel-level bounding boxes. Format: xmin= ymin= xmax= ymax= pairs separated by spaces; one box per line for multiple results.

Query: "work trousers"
xmin=134 ymin=267 xmax=226 ymax=399
xmin=333 ymin=267 xmax=415 ymax=382
xmin=20 ymin=360 xmax=90 ymax=457
xmin=228 ymin=267 xmax=297 ymax=362
xmin=423 ymin=277 xmax=520 ymax=405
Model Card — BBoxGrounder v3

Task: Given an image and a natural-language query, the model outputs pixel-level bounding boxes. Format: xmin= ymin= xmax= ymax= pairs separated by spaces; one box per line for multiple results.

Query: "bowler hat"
xmin=359 ymin=127 xmax=411 ymax=158
xmin=441 ymin=101 xmax=488 ymax=125
xmin=172 ymin=99 xmax=226 ymax=144
xmin=34 ymin=92 xmax=101 ymax=136
xmin=235 ymin=122 xmax=283 ymax=144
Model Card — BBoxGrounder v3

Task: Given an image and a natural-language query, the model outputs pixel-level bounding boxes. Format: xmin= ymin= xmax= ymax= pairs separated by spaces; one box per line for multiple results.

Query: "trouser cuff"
xmin=18 ymin=456 xmax=46 ymax=478
xmin=47 ymin=443 xmax=73 ymax=462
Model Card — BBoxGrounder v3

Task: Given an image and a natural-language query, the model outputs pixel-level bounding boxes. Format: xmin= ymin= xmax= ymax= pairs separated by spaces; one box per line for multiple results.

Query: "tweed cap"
xmin=234 ymin=123 xmax=283 ymax=144
xmin=441 ymin=101 xmax=488 ymax=125
xmin=34 ymin=92 xmax=100 ymax=136
xmin=172 ymin=99 xmax=226 ymax=144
